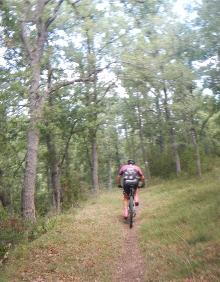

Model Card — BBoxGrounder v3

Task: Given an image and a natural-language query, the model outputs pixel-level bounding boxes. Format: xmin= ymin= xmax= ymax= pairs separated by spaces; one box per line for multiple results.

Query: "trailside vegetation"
xmin=1 ymin=169 xmax=220 ymax=280
xmin=0 ymin=0 xmax=219 ymax=266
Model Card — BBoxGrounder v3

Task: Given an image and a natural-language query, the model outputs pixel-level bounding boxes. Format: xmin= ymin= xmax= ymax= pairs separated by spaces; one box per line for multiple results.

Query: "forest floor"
xmin=1 ymin=169 xmax=220 ymax=281
xmin=1 ymin=190 xmax=147 ymax=282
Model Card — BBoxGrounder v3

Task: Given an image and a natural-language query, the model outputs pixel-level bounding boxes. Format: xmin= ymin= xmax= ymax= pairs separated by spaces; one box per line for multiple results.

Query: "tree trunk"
xmin=22 ymin=126 xmax=39 ymax=220
xmin=155 ymin=92 xmax=164 ymax=153
xmin=136 ymin=102 xmax=151 ymax=180
xmin=115 ymin=130 xmax=121 ymax=168
xmin=163 ymin=87 xmax=181 ymax=176
xmin=20 ymin=0 xmax=64 ymax=221
xmin=22 ymin=59 xmax=41 ymax=221
xmin=170 ymin=127 xmax=181 ymax=176
xmin=108 ymin=158 xmax=113 ymax=189
xmin=91 ymin=136 xmax=99 ymax=192
xmin=51 ymin=163 xmax=61 ymax=213
xmin=191 ymin=127 xmax=202 ymax=177
xmin=0 ymin=191 xmax=11 ymax=209
xmin=46 ymin=132 xmax=62 ymax=213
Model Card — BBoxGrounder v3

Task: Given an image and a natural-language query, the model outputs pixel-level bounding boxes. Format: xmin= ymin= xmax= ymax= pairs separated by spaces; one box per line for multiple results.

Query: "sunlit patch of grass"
xmin=139 ymin=171 xmax=220 ymax=281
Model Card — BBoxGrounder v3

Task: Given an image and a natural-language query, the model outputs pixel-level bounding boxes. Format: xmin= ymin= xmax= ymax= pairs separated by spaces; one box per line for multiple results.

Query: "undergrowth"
xmin=0 ymin=210 xmax=57 ymax=265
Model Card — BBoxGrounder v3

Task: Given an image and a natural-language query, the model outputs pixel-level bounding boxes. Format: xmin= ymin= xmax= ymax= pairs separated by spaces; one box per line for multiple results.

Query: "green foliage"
xmin=0 ymin=213 xmax=25 ymax=261
xmin=149 ymin=151 xmax=175 ymax=178
xmin=61 ymin=172 xmax=90 ymax=210
xmin=0 ymin=0 xmax=219 ymax=225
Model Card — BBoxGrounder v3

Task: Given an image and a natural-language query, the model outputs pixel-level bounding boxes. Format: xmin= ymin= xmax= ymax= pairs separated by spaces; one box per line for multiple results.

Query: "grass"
xmin=1 ymin=191 xmax=125 ymax=282
xmin=139 ymin=169 xmax=220 ymax=281
xmin=1 ymin=169 xmax=220 ymax=281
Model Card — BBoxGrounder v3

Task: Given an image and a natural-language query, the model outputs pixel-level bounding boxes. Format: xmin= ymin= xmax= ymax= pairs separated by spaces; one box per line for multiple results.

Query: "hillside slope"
xmin=0 ymin=194 xmax=123 ymax=282
xmin=1 ymin=169 xmax=220 ymax=281
xmin=139 ymin=168 xmax=220 ymax=281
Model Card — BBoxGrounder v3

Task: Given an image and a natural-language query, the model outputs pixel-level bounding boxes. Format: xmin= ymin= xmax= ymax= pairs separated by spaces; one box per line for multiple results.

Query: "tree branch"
xmin=20 ymin=21 xmax=33 ymax=59
xmin=97 ymin=82 xmax=116 ymax=103
xmin=48 ymin=61 xmax=116 ymax=94
xmin=199 ymin=110 xmax=216 ymax=137
xmin=97 ymin=32 xmax=128 ymax=55
xmin=45 ymin=0 xmax=64 ymax=28
xmin=59 ymin=120 xmax=78 ymax=168
xmin=48 ymin=76 xmax=94 ymax=94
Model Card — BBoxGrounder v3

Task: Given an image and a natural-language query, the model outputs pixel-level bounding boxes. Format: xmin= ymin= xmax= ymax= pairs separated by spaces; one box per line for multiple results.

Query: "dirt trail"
xmin=2 ymin=192 xmax=147 ymax=282
xmin=112 ymin=208 xmax=146 ymax=282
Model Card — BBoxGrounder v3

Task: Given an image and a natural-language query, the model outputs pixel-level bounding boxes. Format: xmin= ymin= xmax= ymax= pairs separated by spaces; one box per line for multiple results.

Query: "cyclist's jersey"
xmin=119 ymin=164 xmax=144 ymax=178
xmin=119 ymin=164 xmax=144 ymax=186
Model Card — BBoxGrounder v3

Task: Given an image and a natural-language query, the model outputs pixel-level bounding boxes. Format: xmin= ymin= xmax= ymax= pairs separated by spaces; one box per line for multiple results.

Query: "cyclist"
xmin=116 ymin=159 xmax=145 ymax=220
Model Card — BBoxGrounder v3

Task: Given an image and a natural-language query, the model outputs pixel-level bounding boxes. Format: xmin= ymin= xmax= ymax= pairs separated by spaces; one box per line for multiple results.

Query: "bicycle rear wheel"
xmin=129 ymin=195 xmax=134 ymax=228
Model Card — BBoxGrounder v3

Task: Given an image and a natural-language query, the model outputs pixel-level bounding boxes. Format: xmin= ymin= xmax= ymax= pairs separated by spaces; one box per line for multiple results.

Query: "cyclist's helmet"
xmin=127 ymin=159 xmax=135 ymax=165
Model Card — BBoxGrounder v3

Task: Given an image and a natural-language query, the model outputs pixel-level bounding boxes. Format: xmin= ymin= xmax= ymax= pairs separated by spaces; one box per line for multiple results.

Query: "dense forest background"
xmin=0 ymin=0 xmax=219 ymax=221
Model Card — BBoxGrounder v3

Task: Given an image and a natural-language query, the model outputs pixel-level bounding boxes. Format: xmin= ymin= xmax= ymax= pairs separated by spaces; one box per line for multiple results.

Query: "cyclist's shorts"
xmin=123 ymin=183 xmax=138 ymax=199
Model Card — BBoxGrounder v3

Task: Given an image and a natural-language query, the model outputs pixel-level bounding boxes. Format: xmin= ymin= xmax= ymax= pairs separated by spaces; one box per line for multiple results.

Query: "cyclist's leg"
xmin=134 ymin=187 xmax=140 ymax=206
xmin=123 ymin=196 xmax=129 ymax=219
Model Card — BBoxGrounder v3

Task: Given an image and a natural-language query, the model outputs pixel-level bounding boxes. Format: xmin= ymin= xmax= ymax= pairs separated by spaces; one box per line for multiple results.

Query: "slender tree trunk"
xmin=170 ymin=127 xmax=181 ymax=176
xmin=115 ymin=132 xmax=121 ymax=168
xmin=136 ymin=102 xmax=151 ymax=179
xmin=91 ymin=135 xmax=99 ymax=192
xmin=47 ymin=166 xmax=56 ymax=207
xmin=155 ymin=93 xmax=164 ymax=153
xmin=46 ymin=132 xmax=61 ymax=213
xmin=85 ymin=30 xmax=100 ymax=193
xmin=163 ymin=87 xmax=181 ymax=176
xmin=108 ymin=158 xmax=112 ymax=189
xmin=191 ymin=127 xmax=202 ymax=177
xmin=51 ymin=163 xmax=61 ymax=212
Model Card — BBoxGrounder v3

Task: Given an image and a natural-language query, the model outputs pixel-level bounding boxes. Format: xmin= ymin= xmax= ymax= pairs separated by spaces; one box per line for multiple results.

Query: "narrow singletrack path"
xmin=2 ymin=192 xmax=147 ymax=282
xmin=112 ymin=207 xmax=146 ymax=282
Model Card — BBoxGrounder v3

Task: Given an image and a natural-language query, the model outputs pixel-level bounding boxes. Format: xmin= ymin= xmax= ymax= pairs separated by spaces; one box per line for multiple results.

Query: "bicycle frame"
xmin=128 ymin=185 xmax=136 ymax=228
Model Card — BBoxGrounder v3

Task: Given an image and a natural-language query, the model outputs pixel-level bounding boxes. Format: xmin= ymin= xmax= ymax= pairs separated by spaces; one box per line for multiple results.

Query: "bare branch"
xmin=59 ymin=120 xmax=78 ymax=168
xmin=49 ymin=76 xmax=94 ymax=94
xmin=199 ymin=110 xmax=216 ymax=137
xmin=97 ymin=32 xmax=129 ymax=55
xmin=97 ymin=82 xmax=116 ymax=103
xmin=20 ymin=25 xmax=33 ymax=59
xmin=45 ymin=0 xmax=64 ymax=28
xmin=68 ymin=0 xmax=81 ymax=5
xmin=20 ymin=14 xmax=33 ymax=59
xmin=45 ymin=0 xmax=52 ymax=5
xmin=67 ymin=0 xmax=82 ymax=18
xmin=49 ymin=61 xmax=116 ymax=93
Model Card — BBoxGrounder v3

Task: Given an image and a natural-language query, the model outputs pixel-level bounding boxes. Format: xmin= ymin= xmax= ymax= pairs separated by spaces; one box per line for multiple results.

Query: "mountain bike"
xmin=128 ymin=185 xmax=136 ymax=228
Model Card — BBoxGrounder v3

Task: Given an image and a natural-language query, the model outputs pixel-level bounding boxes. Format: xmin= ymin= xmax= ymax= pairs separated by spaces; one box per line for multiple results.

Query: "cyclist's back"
xmin=116 ymin=159 xmax=145 ymax=220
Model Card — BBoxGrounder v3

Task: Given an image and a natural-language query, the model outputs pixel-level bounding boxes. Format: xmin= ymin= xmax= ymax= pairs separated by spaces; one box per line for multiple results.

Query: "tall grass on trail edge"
xmin=1 ymin=190 xmax=124 ymax=282
xmin=139 ymin=170 xmax=220 ymax=281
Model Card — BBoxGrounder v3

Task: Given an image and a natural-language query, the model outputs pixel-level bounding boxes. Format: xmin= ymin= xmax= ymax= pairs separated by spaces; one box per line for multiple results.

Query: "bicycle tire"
xmin=129 ymin=195 xmax=134 ymax=228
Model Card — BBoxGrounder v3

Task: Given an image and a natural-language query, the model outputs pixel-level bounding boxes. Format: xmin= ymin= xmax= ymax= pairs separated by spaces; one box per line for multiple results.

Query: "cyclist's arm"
xmin=136 ymin=166 xmax=145 ymax=187
xmin=116 ymin=166 xmax=125 ymax=187
xmin=116 ymin=175 xmax=120 ymax=185
xmin=136 ymin=166 xmax=145 ymax=180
